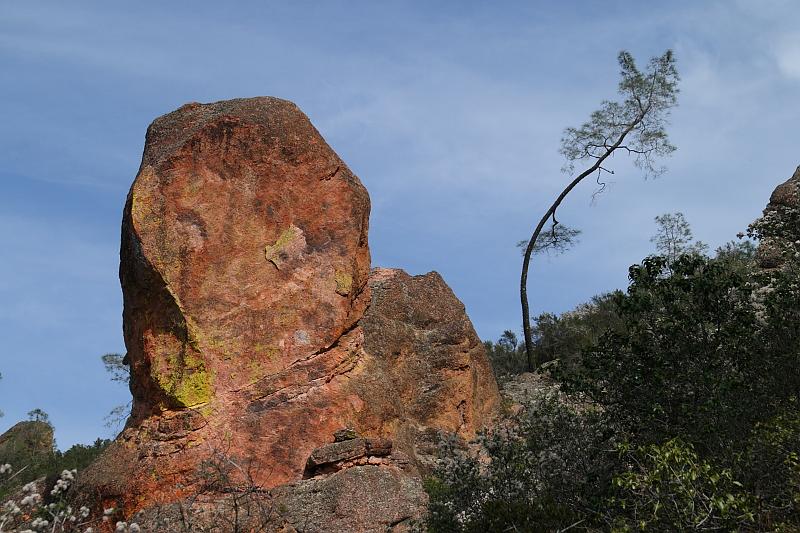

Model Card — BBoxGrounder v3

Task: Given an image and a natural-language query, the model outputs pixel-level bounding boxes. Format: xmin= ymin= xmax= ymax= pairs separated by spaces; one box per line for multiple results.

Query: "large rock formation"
xmin=78 ymin=97 xmax=499 ymax=523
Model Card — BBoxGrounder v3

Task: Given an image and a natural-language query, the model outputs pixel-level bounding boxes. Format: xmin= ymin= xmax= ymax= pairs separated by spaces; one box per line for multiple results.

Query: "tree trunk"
xmin=521 ymin=123 xmax=640 ymax=371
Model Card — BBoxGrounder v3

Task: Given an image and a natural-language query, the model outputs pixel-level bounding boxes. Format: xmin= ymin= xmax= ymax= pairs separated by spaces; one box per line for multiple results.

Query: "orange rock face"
xmin=122 ymin=98 xmax=371 ymax=418
xmin=80 ymin=97 xmax=499 ymax=515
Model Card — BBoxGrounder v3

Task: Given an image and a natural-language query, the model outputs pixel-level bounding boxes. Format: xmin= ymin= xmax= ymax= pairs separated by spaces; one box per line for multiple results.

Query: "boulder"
xmin=121 ymin=97 xmax=371 ymax=417
xmin=305 ymin=438 xmax=368 ymax=473
xmin=77 ymin=97 xmax=499 ymax=519
xmin=272 ymin=465 xmax=426 ymax=533
xmin=303 ymin=432 xmax=395 ymax=478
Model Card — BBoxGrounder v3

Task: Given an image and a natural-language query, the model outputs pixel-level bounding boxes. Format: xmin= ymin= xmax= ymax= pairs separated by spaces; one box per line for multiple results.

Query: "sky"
xmin=1 ymin=1 xmax=799 ymax=448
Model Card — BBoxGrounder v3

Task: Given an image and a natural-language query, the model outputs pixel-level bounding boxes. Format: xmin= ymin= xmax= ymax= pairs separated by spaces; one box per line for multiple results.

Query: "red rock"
xmin=77 ymin=97 xmax=499 ymax=518
xmin=122 ymin=97 xmax=371 ymax=417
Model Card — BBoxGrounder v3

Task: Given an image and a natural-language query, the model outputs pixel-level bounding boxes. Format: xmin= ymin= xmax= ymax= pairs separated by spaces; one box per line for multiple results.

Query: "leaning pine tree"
xmin=520 ymin=50 xmax=679 ymax=371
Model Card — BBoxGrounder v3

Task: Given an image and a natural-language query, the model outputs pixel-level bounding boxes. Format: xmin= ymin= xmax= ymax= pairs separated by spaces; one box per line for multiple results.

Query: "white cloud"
xmin=774 ymin=34 xmax=800 ymax=80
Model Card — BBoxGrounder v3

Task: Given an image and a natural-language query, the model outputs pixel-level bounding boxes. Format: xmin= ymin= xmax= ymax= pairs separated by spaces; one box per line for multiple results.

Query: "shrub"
xmin=608 ymin=438 xmax=754 ymax=531
xmin=426 ymin=393 xmax=616 ymax=532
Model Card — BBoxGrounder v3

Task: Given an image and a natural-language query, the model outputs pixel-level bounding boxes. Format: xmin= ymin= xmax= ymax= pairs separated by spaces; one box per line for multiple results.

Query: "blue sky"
xmin=2 ymin=1 xmax=799 ymax=448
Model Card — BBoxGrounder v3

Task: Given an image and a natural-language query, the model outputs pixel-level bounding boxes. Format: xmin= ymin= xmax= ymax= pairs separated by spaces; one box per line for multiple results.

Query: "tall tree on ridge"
xmin=520 ymin=50 xmax=679 ymax=371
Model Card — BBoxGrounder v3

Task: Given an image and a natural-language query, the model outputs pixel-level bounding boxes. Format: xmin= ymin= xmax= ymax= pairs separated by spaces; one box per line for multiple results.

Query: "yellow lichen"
xmin=248 ymin=360 xmax=263 ymax=379
xmin=275 ymin=307 xmax=295 ymax=327
xmin=171 ymin=368 xmax=212 ymax=407
xmin=264 ymin=226 xmax=300 ymax=269
xmin=334 ymin=270 xmax=353 ymax=296
xmin=151 ymin=344 xmax=213 ymax=409
xmin=252 ymin=343 xmax=280 ymax=361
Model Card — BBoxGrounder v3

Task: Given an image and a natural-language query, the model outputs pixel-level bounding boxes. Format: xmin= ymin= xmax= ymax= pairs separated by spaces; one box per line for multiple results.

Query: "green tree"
xmin=485 ymin=330 xmax=529 ymax=379
xmin=650 ymin=211 xmax=708 ymax=265
xmin=520 ymin=50 xmax=679 ymax=371
xmin=714 ymin=238 xmax=756 ymax=271
xmin=562 ymin=250 xmax=800 ymax=459
xmin=533 ymin=292 xmax=623 ymax=371
xmin=101 ymin=352 xmax=129 ymax=384
xmin=26 ymin=408 xmax=50 ymax=424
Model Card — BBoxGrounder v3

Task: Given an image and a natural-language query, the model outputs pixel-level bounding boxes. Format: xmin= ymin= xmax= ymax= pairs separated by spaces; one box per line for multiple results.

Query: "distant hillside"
xmin=0 ymin=420 xmax=55 ymax=467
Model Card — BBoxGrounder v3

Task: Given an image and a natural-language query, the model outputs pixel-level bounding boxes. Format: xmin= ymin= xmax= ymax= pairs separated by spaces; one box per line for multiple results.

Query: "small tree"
xmin=520 ymin=50 xmax=679 ymax=371
xmin=26 ymin=408 xmax=49 ymax=424
xmin=650 ymin=211 xmax=708 ymax=264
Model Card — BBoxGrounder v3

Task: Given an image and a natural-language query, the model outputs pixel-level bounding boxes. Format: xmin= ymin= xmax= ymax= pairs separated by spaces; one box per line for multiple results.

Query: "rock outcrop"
xmin=77 ymin=97 xmax=499 ymax=523
xmin=755 ymin=165 xmax=800 ymax=269
xmin=126 ymin=430 xmax=427 ymax=532
xmin=0 ymin=421 xmax=54 ymax=464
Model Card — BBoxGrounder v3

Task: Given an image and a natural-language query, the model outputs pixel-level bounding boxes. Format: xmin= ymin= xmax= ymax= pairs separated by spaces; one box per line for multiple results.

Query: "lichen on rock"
xmin=264 ymin=224 xmax=306 ymax=270
xmin=334 ymin=269 xmax=353 ymax=295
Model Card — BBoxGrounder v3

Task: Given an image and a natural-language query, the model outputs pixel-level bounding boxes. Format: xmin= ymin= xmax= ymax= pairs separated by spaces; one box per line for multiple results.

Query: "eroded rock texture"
xmin=78 ymin=97 xmax=499 ymax=521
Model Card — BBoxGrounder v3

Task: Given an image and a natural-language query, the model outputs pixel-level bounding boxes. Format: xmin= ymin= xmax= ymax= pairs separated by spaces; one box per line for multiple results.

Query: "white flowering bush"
xmin=0 ymin=464 xmax=139 ymax=533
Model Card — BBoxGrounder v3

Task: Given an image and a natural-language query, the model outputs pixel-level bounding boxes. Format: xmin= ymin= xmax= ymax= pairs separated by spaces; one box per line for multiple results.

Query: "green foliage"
xmin=0 ymin=413 xmax=110 ymax=499
xmin=714 ymin=238 xmax=757 ymax=276
xmin=484 ymin=330 xmax=527 ymax=379
xmin=101 ymin=352 xmax=129 ymax=384
xmin=26 ymin=408 xmax=49 ymax=424
xmin=650 ymin=212 xmax=708 ymax=265
xmin=517 ymin=224 xmax=582 ymax=257
xmin=748 ymin=193 xmax=800 ymax=248
xmin=562 ymin=253 xmax=800 ymax=457
xmin=426 ymin=394 xmax=617 ymax=532
xmin=101 ymin=352 xmax=132 ymax=428
xmin=521 ymin=49 xmax=679 ymax=372
xmin=533 ymin=293 xmax=624 ymax=373
xmin=610 ymin=438 xmax=754 ymax=531
xmin=485 ymin=294 xmax=623 ymax=380
xmin=438 ymin=204 xmax=800 ymax=530
xmin=54 ymin=438 xmax=112 ymax=471
xmin=560 ymin=50 xmax=678 ymax=178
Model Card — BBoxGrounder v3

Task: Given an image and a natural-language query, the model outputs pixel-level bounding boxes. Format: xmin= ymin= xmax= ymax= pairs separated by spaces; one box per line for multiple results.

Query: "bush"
xmin=0 ymin=465 xmax=138 ymax=532
xmin=561 ymin=254 xmax=800 ymax=458
xmin=609 ymin=438 xmax=754 ymax=531
xmin=426 ymin=393 xmax=617 ymax=532
xmin=433 ymin=239 xmax=800 ymax=530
